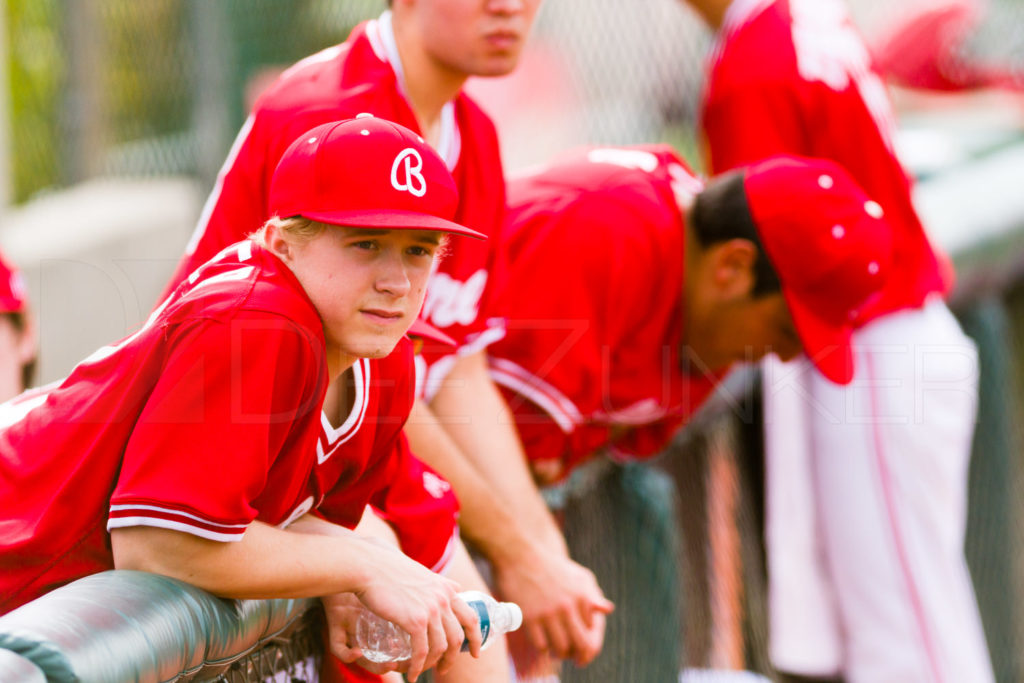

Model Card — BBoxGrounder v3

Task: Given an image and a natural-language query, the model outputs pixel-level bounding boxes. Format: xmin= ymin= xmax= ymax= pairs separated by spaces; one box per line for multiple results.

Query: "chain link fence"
xmin=5 ymin=0 xmax=380 ymax=202
xmin=7 ymin=0 xmax=1024 ymax=199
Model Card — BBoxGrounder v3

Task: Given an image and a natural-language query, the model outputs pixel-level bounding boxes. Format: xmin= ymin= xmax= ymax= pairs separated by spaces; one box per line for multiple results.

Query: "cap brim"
xmin=407 ymin=318 xmax=456 ymax=347
xmin=298 ymin=209 xmax=486 ymax=240
xmin=783 ymin=292 xmax=855 ymax=385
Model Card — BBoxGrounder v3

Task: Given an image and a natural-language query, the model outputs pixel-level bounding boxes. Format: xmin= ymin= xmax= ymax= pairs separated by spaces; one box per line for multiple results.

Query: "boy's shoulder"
xmin=163 ymin=242 xmax=322 ymax=340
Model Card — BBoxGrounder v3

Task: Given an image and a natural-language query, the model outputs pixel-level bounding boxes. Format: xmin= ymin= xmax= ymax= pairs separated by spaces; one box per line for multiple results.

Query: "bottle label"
xmin=460 ymin=599 xmax=491 ymax=652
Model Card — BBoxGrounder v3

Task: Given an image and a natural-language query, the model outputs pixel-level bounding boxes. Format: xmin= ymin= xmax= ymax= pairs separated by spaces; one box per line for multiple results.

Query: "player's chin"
xmin=471 ymin=53 xmax=524 ymax=77
xmin=344 ymin=332 xmax=405 ymax=360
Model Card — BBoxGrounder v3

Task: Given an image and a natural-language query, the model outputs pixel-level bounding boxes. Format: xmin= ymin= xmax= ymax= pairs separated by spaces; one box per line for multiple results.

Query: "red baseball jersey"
xmin=0 ymin=241 xmax=455 ymax=614
xmin=315 ymin=347 xmax=458 ymax=575
xmin=163 ymin=13 xmax=507 ymax=397
xmin=700 ymin=0 xmax=949 ymax=324
xmin=485 ymin=146 xmax=721 ymax=481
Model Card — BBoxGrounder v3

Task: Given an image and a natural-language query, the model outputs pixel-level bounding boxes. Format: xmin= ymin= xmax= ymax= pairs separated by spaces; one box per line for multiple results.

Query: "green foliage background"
xmin=7 ymin=0 xmax=60 ymax=202
xmin=4 ymin=0 xmax=379 ymax=204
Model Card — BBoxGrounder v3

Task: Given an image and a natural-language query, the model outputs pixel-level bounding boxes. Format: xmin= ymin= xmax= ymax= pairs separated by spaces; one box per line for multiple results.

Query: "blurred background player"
xmin=0 ymin=250 xmax=35 ymax=402
xmin=868 ymin=0 xmax=1021 ymax=93
xmin=682 ymin=0 xmax=994 ymax=681
xmin=482 ymin=148 xmax=892 ymax=680
xmin=156 ymin=0 xmax=615 ymax=678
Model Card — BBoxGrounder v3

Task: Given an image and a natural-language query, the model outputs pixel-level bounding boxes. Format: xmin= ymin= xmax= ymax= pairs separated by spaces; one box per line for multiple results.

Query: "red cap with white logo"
xmin=268 ymin=115 xmax=485 ymax=239
xmin=744 ymin=155 xmax=892 ymax=385
xmin=0 ymin=250 xmax=27 ymax=314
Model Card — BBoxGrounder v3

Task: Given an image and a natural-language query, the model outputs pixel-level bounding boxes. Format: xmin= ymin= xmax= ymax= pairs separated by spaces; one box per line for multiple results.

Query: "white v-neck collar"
xmin=316 ymin=358 xmax=370 ymax=464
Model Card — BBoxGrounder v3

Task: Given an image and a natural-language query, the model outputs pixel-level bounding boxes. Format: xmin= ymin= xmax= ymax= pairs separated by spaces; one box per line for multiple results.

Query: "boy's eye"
xmin=353 ymin=240 xmax=377 ymax=250
xmin=407 ymin=245 xmax=433 ymax=257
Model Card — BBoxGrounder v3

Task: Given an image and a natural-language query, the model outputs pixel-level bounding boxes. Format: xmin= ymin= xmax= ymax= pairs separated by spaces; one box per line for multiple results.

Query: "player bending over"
xmin=682 ymin=1 xmax=993 ymax=679
xmin=480 ymin=148 xmax=893 ymax=677
xmin=0 ymin=117 xmax=484 ymax=683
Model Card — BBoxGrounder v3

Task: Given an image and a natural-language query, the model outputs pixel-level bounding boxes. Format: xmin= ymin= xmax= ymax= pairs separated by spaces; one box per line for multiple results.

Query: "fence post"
xmin=61 ymin=0 xmax=104 ymax=184
xmin=957 ymin=295 xmax=1024 ymax=682
xmin=0 ymin=1 xmax=13 ymax=214
xmin=188 ymin=0 xmax=233 ymax=191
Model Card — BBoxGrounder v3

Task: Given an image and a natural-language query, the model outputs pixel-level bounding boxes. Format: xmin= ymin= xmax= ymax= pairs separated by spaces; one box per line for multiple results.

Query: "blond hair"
xmin=251 ymin=216 xmax=453 ymax=262
xmin=250 ymin=216 xmax=327 ymax=248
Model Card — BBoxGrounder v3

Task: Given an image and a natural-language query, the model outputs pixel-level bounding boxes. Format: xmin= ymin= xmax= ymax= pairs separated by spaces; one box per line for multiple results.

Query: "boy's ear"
xmin=263 ymin=224 xmax=293 ymax=263
xmin=16 ymin=311 xmax=37 ymax=365
xmin=709 ymin=238 xmax=757 ymax=299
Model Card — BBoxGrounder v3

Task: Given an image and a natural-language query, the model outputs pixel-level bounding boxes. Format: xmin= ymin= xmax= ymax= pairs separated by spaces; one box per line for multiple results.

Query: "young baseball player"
xmin=0 ymin=250 xmax=35 ymax=401
xmin=159 ymin=1 xmax=614 ymax=674
xmin=0 ymin=117 xmax=489 ymax=683
xmin=480 ymin=146 xmax=893 ymax=678
xmin=682 ymin=0 xmax=993 ymax=681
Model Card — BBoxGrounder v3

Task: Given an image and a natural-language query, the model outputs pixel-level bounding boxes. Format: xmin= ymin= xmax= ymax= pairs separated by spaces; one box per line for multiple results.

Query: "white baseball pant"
xmin=763 ymin=297 xmax=994 ymax=682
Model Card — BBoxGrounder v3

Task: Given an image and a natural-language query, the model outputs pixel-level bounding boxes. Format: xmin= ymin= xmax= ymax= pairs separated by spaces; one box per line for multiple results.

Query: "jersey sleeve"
xmin=316 ymin=340 xmax=418 ymax=528
xmin=487 ymin=195 xmax=654 ymax=458
xmin=702 ymin=81 xmax=809 ymax=173
xmin=108 ymin=311 xmax=324 ymax=541
xmin=501 ymin=390 xmax=611 ymax=479
xmin=370 ymin=435 xmax=460 ymax=573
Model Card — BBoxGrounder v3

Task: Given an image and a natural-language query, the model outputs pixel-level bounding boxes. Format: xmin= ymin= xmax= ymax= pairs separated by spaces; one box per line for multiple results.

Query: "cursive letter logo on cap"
xmin=391 ymin=148 xmax=427 ymax=197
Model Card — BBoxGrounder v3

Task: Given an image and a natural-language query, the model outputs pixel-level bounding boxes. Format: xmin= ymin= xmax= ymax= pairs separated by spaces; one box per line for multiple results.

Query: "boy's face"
xmin=685 ymin=291 xmax=802 ymax=374
xmin=0 ymin=314 xmax=33 ymax=402
xmin=408 ymin=0 xmax=543 ymax=78
xmin=283 ymin=226 xmax=442 ymax=369
xmin=683 ymin=239 xmax=802 ymax=374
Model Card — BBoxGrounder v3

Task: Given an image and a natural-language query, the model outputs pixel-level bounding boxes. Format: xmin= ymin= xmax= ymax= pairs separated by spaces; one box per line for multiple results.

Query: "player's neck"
xmin=322 ymin=367 xmax=358 ymax=429
xmin=392 ymin=25 xmax=466 ymax=148
xmin=402 ymin=67 xmax=463 ymax=149
xmin=325 ymin=346 xmax=357 ymax=384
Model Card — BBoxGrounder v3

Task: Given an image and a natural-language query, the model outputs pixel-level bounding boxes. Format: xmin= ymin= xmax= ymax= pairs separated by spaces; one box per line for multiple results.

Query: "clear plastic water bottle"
xmin=356 ymin=590 xmax=523 ymax=663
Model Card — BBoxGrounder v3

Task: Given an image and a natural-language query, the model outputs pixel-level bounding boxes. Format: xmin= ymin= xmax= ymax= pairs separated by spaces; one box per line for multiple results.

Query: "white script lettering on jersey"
xmin=391 ymin=148 xmax=427 ymax=197
xmin=790 ymin=0 xmax=896 ymax=151
xmin=668 ymin=162 xmax=704 ymax=210
xmin=423 ymin=471 xmax=452 ymax=499
xmin=421 ymin=269 xmax=487 ymax=328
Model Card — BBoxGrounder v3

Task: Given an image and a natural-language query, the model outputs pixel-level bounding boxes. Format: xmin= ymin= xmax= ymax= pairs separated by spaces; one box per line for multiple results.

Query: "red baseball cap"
xmin=744 ymin=155 xmax=892 ymax=385
xmin=268 ymin=115 xmax=485 ymax=239
xmin=0 ymin=250 xmax=26 ymax=313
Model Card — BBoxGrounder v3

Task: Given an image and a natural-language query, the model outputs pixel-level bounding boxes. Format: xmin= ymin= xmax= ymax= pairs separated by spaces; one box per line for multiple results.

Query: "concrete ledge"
xmin=0 ymin=178 xmax=201 ymax=384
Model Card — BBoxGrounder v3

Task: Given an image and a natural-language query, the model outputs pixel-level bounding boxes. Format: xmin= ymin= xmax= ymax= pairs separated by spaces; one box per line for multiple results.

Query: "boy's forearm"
xmin=406 ymin=392 xmax=561 ymax=568
xmin=422 ymin=350 xmax=567 ymax=557
xmin=110 ymin=520 xmax=375 ymax=599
